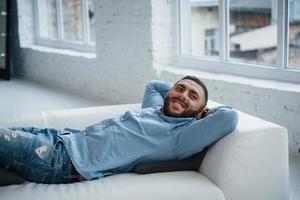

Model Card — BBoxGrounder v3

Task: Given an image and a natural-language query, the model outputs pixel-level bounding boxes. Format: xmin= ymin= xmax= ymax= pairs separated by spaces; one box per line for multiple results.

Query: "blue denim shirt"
xmin=60 ymin=80 xmax=238 ymax=180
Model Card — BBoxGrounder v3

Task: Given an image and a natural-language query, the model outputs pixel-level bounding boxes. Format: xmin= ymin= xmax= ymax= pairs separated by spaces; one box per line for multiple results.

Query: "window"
xmin=181 ymin=0 xmax=220 ymax=57
xmin=178 ymin=0 xmax=300 ymax=84
xmin=229 ymin=0 xmax=277 ymax=66
xmin=34 ymin=0 xmax=95 ymax=52
xmin=205 ymin=29 xmax=219 ymax=56
xmin=288 ymin=0 xmax=300 ymax=69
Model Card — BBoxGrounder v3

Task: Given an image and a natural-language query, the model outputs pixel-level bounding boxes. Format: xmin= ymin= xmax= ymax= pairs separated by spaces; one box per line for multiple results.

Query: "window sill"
xmin=159 ymin=65 xmax=300 ymax=93
xmin=24 ymin=45 xmax=97 ymax=59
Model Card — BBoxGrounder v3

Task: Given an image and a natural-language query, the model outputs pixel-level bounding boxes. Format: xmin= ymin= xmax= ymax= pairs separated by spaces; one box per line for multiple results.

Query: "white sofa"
xmin=0 ymin=102 xmax=289 ymax=200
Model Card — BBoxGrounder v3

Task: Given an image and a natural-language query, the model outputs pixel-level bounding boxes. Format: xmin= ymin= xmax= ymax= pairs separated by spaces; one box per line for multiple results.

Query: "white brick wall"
xmin=151 ymin=0 xmax=177 ymax=67
xmin=15 ymin=0 xmax=158 ymax=104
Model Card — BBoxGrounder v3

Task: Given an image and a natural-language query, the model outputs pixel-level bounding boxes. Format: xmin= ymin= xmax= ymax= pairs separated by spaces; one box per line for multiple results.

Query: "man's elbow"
xmin=228 ymin=109 xmax=238 ymax=132
xmin=215 ymin=106 xmax=239 ymax=133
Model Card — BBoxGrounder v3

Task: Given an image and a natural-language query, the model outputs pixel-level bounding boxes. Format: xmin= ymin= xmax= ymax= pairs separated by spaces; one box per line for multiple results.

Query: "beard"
xmin=162 ymin=95 xmax=203 ymax=118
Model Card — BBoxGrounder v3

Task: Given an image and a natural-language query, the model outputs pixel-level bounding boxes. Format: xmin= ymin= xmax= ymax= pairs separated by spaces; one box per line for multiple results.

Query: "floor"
xmin=0 ymin=78 xmax=111 ymax=115
xmin=0 ymin=78 xmax=299 ymax=199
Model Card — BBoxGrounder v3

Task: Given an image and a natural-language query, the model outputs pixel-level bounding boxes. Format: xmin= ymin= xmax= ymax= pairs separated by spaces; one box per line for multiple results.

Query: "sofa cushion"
xmin=131 ymin=147 xmax=208 ymax=174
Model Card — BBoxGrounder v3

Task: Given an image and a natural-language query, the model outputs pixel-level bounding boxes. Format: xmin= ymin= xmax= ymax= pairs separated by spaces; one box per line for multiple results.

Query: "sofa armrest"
xmin=0 ymin=103 xmax=141 ymax=129
xmin=42 ymin=103 xmax=141 ymax=129
xmin=199 ymin=111 xmax=289 ymax=200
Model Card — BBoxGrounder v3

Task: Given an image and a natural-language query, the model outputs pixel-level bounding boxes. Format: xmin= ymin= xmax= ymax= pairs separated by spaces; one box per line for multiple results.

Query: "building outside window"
xmin=181 ymin=0 xmax=219 ymax=57
xmin=229 ymin=0 xmax=277 ymax=66
xmin=34 ymin=0 xmax=95 ymax=52
xmin=178 ymin=0 xmax=300 ymax=83
xmin=205 ymin=28 xmax=219 ymax=56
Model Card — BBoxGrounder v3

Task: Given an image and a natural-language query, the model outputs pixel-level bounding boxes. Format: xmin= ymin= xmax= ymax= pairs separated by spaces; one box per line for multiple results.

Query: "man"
xmin=0 ymin=75 xmax=238 ymax=184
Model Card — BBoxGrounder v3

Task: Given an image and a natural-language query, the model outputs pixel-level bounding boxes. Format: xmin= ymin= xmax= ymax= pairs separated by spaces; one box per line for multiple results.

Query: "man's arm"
xmin=142 ymin=80 xmax=173 ymax=109
xmin=175 ymin=106 xmax=238 ymax=159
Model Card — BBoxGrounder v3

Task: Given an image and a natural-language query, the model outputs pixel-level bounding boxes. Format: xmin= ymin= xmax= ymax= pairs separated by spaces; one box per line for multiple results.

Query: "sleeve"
xmin=142 ymin=80 xmax=173 ymax=109
xmin=175 ymin=106 xmax=239 ymax=159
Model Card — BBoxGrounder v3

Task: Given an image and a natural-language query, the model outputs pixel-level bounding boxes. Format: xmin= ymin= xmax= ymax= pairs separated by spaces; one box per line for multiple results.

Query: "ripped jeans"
xmin=0 ymin=127 xmax=81 ymax=184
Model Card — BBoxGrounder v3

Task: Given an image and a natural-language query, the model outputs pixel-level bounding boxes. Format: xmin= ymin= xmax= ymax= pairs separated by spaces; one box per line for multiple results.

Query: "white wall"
xmin=15 ymin=0 xmax=158 ymax=104
xmin=14 ymin=0 xmax=300 ymax=156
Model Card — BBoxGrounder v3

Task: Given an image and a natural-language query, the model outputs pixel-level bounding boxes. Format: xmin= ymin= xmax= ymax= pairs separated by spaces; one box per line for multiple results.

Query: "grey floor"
xmin=0 ymin=78 xmax=299 ymax=199
xmin=0 ymin=78 xmax=111 ymax=115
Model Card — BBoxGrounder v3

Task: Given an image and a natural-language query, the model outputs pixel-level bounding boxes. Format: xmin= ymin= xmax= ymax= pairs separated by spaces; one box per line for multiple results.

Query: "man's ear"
xmin=196 ymin=107 xmax=212 ymax=119
xmin=196 ymin=107 xmax=207 ymax=119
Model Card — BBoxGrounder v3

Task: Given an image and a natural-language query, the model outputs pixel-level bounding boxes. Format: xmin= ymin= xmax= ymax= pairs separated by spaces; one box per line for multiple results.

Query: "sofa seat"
xmin=0 ymin=171 xmax=224 ymax=200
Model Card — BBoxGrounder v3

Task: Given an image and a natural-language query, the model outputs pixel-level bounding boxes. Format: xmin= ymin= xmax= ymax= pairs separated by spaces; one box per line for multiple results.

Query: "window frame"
xmin=176 ymin=0 xmax=300 ymax=84
xmin=33 ymin=0 xmax=95 ymax=52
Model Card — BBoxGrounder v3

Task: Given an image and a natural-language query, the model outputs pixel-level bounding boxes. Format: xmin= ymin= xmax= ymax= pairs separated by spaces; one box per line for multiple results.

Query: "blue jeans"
xmin=0 ymin=127 xmax=80 ymax=184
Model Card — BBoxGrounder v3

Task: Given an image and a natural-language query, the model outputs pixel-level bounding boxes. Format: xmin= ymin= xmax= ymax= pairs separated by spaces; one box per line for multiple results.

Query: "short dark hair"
xmin=175 ymin=75 xmax=208 ymax=106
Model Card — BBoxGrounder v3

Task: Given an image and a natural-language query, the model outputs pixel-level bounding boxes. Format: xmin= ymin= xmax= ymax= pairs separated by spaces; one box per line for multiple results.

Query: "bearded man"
xmin=0 ymin=75 xmax=238 ymax=184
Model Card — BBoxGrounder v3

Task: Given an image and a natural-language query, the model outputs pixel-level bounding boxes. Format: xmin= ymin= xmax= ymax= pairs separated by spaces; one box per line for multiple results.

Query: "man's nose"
xmin=180 ymin=91 xmax=188 ymax=100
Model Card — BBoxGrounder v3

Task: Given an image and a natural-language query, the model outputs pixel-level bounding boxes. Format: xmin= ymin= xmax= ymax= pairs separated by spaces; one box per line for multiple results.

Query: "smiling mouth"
xmin=172 ymin=99 xmax=187 ymax=109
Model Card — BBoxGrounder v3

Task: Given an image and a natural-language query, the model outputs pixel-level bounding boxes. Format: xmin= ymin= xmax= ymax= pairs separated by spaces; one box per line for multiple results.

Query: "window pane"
xmin=38 ymin=0 xmax=57 ymax=39
xmin=229 ymin=0 xmax=277 ymax=66
xmin=62 ymin=0 xmax=83 ymax=42
xmin=183 ymin=0 xmax=220 ymax=57
xmin=288 ymin=0 xmax=300 ymax=70
xmin=88 ymin=0 xmax=95 ymax=43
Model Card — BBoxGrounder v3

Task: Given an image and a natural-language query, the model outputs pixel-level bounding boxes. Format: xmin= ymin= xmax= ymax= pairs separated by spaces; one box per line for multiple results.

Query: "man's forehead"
xmin=176 ymin=79 xmax=204 ymax=94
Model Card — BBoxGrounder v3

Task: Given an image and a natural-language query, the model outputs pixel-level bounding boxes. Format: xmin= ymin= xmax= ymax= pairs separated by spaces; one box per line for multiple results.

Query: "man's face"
xmin=163 ymin=79 xmax=206 ymax=118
